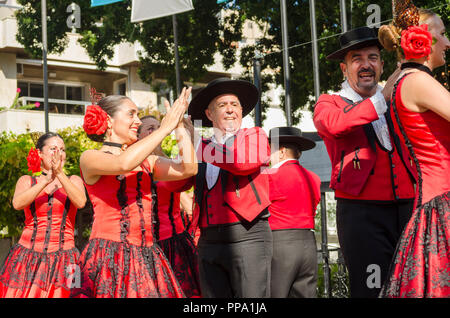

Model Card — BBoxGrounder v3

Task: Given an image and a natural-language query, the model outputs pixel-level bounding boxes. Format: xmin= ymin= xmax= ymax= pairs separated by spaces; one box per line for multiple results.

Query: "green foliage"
xmin=317 ymin=262 xmax=350 ymax=298
xmin=57 ymin=126 xmax=101 ymax=176
xmin=0 ymin=126 xmax=98 ymax=238
xmin=0 ymin=124 xmax=185 ymax=238
xmin=161 ymin=135 xmax=179 ymax=159
xmin=1 ymin=89 xmax=41 ymax=111
xmin=231 ymin=0 xmax=449 ymax=123
xmin=0 ymin=132 xmax=35 ymax=237
xmin=15 ymin=0 xmax=243 ymax=90
xmin=14 ymin=1 xmax=449 ymax=124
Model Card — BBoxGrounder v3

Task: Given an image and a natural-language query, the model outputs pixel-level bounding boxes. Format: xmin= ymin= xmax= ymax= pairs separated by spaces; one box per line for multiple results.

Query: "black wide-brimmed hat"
xmin=188 ymin=77 xmax=259 ymax=127
xmin=327 ymin=26 xmax=383 ymax=60
xmin=269 ymin=126 xmax=316 ymax=152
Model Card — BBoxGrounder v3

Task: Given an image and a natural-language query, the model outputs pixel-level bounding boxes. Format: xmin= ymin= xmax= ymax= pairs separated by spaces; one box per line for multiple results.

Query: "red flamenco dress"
xmin=0 ymin=176 xmax=80 ymax=298
xmin=71 ymin=162 xmax=184 ymax=298
xmin=380 ymin=74 xmax=450 ymax=297
xmin=152 ymin=180 xmax=201 ymax=297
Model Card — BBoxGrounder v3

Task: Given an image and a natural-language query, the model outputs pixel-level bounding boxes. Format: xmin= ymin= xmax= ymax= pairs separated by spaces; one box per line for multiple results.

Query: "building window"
xmin=118 ymin=82 xmax=126 ymax=95
xmin=17 ymin=81 xmax=86 ymax=115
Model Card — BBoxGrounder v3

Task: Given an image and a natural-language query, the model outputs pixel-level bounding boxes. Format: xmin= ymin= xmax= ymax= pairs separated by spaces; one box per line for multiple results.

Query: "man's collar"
xmin=271 ymin=158 xmax=297 ymax=169
xmin=337 ymin=80 xmax=383 ymax=102
xmin=211 ymin=129 xmax=240 ymax=144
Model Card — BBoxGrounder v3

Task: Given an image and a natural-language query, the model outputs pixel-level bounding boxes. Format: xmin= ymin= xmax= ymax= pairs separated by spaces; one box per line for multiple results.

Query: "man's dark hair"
xmin=280 ymin=142 xmax=301 ymax=160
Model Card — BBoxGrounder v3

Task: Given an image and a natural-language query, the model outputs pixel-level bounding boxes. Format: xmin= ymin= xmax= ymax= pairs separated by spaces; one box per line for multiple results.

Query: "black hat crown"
xmin=327 ymin=26 xmax=382 ymax=60
xmin=188 ymin=78 xmax=259 ymax=127
xmin=269 ymin=126 xmax=316 ymax=152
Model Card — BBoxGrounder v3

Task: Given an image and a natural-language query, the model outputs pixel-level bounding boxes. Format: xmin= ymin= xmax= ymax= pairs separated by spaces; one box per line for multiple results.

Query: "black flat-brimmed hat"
xmin=188 ymin=77 xmax=259 ymax=127
xmin=327 ymin=26 xmax=383 ymax=60
xmin=269 ymin=126 xmax=316 ymax=152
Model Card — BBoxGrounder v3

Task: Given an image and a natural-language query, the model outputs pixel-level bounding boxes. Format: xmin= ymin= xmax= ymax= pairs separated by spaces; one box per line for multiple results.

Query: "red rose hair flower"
xmin=27 ymin=147 xmax=41 ymax=173
xmin=401 ymin=24 xmax=433 ymax=60
xmin=83 ymin=105 xmax=108 ymax=136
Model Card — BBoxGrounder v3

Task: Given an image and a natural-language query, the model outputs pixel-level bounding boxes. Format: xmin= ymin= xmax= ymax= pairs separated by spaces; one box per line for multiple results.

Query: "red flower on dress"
xmin=27 ymin=148 xmax=41 ymax=173
xmin=83 ymin=105 xmax=108 ymax=135
xmin=401 ymin=24 xmax=433 ymax=60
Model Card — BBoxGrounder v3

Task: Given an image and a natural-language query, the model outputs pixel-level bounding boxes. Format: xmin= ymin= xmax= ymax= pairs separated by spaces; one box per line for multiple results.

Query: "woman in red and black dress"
xmin=71 ymin=87 xmax=197 ymax=298
xmin=0 ymin=132 xmax=86 ymax=298
xmin=378 ymin=7 xmax=450 ymax=297
xmin=138 ymin=115 xmax=201 ymax=297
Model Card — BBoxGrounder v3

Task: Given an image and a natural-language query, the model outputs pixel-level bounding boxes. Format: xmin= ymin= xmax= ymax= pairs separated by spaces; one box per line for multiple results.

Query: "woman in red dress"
xmin=71 ymin=87 xmax=197 ymax=298
xmin=0 ymin=132 xmax=87 ymax=298
xmin=138 ymin=115 xmax=201 ymax=297
xmin=378 ymin=6 xmax=450 ymax=297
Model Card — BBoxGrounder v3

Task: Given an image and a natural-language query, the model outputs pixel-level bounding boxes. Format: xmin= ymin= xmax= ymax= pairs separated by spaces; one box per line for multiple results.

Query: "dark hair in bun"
xmin=36 ymin=132 xmax=63 ymax=150
xmin=378 ymin=8 xmax=437 ymax=60
xmin=85 ymin=95 xmax=131 ymax=142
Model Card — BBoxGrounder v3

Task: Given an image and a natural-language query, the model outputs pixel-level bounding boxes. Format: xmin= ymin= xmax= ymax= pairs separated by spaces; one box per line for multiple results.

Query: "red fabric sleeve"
xmin=200 ymin=127 xmax=271 ymax=176
xmin=313 ymin=94 xmax=379 ymax=139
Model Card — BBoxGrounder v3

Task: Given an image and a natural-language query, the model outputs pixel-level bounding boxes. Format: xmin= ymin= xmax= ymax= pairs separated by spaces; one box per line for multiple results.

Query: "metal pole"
xmin=253 ymin=52 xmax=263 ymax=127
xmin=309 ymin=0 xmax=320 ymax=102
xmin=41 ymin=0 xmax=49 ymax=133
xmin=280 ymin=0 xmax=292 ymax=126
xmin=350 ymin=0 xmax=353 ymax=29
xmin=320 ymin=191 xmax=331 ymax=298
xmin=340 ymin=0 xmax=348 ymax=33
xmin=172 ymin=15 xmax=182 ymax=97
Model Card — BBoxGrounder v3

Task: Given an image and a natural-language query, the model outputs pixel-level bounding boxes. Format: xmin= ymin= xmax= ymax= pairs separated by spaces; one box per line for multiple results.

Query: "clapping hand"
xmin=51 ymin=149 xmax=64 ymax=177
xmin=160 ymin=87 xmax=192 ymax=134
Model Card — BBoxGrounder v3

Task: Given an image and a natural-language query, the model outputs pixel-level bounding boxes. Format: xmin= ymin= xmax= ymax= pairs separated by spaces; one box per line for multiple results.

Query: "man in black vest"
xmin=185 ymin=78 xmax=273 ymax=297
xmin=313 ymin=27 xmax=416 ymax=297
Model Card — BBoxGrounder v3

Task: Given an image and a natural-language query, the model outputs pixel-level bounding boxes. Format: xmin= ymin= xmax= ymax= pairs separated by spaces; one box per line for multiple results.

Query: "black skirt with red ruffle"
xmin=0 ymin=244 xmax=79 ymax=298
xmin=158 ymin=231 xmax=201 ymax=297
xmin=380 ymin=192 xmax=450 ymax=297
xmin=70 ymin=238 xmax=185 ymax=298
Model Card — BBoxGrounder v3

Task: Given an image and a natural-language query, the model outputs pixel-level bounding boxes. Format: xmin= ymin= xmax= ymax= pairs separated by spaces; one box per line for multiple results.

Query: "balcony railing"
xmin=19 ymin=97 xmax=91 ymax=115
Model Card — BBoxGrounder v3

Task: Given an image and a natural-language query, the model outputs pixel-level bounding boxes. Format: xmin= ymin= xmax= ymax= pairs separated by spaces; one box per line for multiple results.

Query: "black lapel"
xmin=362 ymin=123 xmax=377 ymax=152
xmin=341 ymin=95 xmax=377 ymax=152
xmin=194 ymin=162 xmax=207 ymax=210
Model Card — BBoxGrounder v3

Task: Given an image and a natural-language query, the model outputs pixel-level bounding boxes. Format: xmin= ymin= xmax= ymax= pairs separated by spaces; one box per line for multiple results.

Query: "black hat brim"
xmin=269 ymin=135 xmax=316 ymax=152
xmin=188 ymin=79 xmax=259 ymax=127
xmin=327 ymin=39 xmax=383 ymax=60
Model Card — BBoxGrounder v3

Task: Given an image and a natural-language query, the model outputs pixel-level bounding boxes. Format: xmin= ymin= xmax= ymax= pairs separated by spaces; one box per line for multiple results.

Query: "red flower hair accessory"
xmin=401 ymin=24 xmax=433 ymax=60
xmin=83 ymin=105 xmax=108 ymax=135
xmin=27 ymin=147 xmax=41 ymax=173
xmin=83 ymin=88 xmax=108 ymax=136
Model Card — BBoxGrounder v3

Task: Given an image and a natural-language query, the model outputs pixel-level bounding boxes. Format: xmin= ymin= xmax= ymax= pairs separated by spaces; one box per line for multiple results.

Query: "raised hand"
xmin=179 ymin=115 xmax=195 ymax=144
xmin=160 ymin=87 xmax=192 ymax=134
xmin=51 ymin=149 xmax=64 ymax=177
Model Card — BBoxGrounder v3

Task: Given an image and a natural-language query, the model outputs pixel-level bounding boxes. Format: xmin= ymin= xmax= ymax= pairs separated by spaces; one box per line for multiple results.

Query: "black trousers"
xmin=271 ymin=229 xmax=317 ymax=298
xmin=336 ymin=199 xmax=413 ymax=298
xmin=197 ymin=218 xmax=273 ymax=298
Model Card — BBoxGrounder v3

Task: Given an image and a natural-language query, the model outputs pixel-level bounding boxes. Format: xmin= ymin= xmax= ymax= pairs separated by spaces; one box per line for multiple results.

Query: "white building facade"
xmin=0 ymin=1 xmax=316 ymax=136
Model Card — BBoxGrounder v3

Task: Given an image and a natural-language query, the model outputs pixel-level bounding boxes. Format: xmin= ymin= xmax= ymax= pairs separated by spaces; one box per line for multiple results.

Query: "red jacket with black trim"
xmin=181 ymin=127 xmax=272 ymax=230
xmin=313 ymin=94 xmax=416 ymax=199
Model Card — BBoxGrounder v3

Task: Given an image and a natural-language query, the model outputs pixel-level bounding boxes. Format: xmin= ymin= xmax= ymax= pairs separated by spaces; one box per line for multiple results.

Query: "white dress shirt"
xmin=337 ymin=80 xmax=392 ymax=151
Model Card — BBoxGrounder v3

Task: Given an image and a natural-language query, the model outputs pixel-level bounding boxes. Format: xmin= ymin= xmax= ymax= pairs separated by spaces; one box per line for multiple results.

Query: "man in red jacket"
xmin=186 ymin=78 xmax=272 ymax=298
xmin=268 ymin=127 xmax=321 ymax=298
xmin=313 ymin=27 xmax=416 ymax=297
